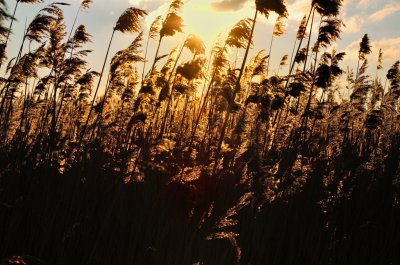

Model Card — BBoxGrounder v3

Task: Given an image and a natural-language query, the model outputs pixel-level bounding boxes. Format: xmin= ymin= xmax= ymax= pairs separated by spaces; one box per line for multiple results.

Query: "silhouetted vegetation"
xmin=0 ymin=0 xmax=399 ymax=264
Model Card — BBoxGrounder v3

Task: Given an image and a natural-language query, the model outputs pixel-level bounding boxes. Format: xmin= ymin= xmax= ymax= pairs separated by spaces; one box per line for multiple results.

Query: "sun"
xmin=181 ymin=2 xmax=231 ymax=46
xmin=183 ymin=1 xmax=257 ymax=48
xmin=145 ymin=0 xmax=255 ymax=51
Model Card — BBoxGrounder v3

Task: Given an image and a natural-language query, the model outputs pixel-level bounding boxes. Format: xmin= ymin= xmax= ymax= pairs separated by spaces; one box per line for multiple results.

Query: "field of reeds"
xmin=0 ymin=0 xmax=399 ymax=264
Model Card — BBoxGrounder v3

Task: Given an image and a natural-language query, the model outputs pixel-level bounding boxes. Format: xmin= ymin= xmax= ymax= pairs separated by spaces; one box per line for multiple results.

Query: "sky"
xmin=3 ymin=0 xmax=400 ymax=90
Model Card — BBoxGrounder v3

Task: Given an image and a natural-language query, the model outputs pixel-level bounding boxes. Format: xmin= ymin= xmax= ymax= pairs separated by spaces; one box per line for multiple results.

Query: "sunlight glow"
xmin=145 ymin=0 xmax=256 ymax=50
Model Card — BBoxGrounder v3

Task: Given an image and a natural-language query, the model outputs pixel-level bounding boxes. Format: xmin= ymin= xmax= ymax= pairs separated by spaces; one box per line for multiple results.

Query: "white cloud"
xmin=286 ymin=0 xmax=310 ymax=22
xmin=211 ymin=0 xmax=248 ymax=11
xmin=343 ymin=0 xmax=352 ymax=7
xmin=343 ymin=37 xmax=400 ymax=73
xmin=343 ymin=15 xmax=364 ymax=33
xmin=373 ymin=37 xmax=400 ymax=62
xmin=357 ymin=0 xmax=372 ymax=9
xmin=369 ymin=2 xmax=400 ymax=22
xmin=130 ymin=0 xmax=169 ymax=12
